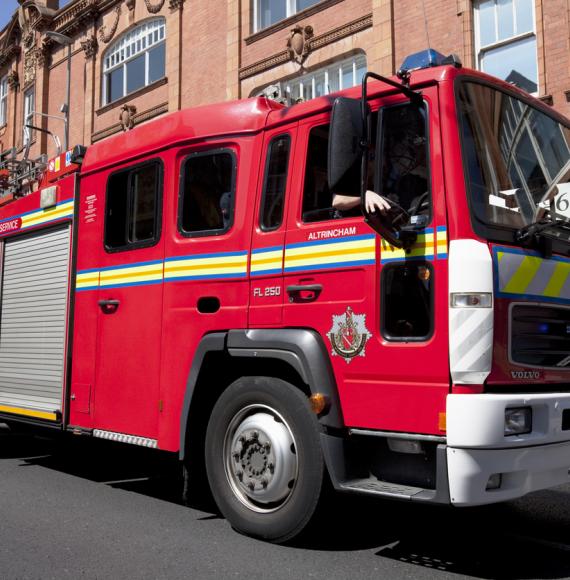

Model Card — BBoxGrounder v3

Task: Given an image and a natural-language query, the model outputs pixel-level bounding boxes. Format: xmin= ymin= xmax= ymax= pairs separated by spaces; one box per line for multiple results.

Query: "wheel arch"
xmin=179 ymin=328 xmax=343 ymax=461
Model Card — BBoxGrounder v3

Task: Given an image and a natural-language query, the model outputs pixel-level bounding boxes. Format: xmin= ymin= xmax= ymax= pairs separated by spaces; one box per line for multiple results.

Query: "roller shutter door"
xmin=0 ymin=226 xmax=71 ymax=415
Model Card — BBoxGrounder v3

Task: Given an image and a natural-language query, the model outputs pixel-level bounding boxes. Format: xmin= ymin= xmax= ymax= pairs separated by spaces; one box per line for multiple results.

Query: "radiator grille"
xmin=511 ymin=304 xmax=570 ymax=368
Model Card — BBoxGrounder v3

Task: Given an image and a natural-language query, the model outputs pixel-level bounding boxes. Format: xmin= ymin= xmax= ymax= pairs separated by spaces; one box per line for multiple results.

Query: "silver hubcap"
xmin=224 ymin=404 xmax=298 ymax=513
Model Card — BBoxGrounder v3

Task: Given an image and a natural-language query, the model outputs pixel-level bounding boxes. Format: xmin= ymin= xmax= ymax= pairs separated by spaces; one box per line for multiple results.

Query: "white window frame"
xmin=253 ymin=0 xmax=321 ymax=33
xmin=102 ymin=18 xmax=166 ymax=106
xmin=257 ymin=54 xmax=367 ymax=103
xmin=0 ymin=76 xmax=7 ymax=127
xmin=474 ymin=0 xmax=537 ymax=93
xmin=23 ymin=87 xmax=34 ymax=146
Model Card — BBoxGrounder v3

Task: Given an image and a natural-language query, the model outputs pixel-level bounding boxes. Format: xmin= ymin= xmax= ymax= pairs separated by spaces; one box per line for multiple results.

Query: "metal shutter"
xmin=0 ymin=226 xmax=71 ymax=414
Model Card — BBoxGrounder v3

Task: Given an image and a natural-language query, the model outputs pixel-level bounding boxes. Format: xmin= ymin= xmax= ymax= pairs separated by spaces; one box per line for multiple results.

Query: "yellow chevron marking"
xmin=502 ymin=255 xmax=542 ymax=294
xmin=543 ymin=261 xmax=570 ymax=298
xmin=0 ymin=404 xmax=58 ymax=421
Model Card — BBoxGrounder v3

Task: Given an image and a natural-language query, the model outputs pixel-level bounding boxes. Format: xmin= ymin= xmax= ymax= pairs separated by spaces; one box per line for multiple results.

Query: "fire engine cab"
xmin=1 ymin=50 xmax=570 ymax=542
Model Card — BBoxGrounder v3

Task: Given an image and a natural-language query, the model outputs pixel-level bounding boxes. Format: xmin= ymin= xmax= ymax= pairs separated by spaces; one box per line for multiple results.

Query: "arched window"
xmin=102 ymin=18 xmax=166 ymax=106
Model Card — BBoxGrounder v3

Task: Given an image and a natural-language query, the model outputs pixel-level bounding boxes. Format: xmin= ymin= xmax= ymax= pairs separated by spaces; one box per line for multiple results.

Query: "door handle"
xmin=286 ymin=284 xmax=323 ymax=303
xmin=98 ymin=299 xmax=120 ymax=314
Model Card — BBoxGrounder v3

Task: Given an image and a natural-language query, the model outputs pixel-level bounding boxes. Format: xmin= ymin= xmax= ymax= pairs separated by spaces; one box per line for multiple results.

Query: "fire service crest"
xmin=328 ymin=307 xmax=370 ymax=363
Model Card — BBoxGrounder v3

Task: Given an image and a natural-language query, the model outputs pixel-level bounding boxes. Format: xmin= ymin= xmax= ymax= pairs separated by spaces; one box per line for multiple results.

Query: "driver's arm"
xmin=332 ymin=190 xmax=392 ymax=214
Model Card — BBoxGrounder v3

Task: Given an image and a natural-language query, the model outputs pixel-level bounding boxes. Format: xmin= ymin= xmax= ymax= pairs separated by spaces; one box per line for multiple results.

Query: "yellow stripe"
xmin=0 ymin=404 xmax=58 ymax=421
xmin=285 ymin=240 xmax=375 ymax=257
xmin=502 ymin=255 xmax=542 ymax=294
xmin=497 ymin=251 xmax=505 ymax=262
xmin=165 ymin=262 xmax=246 ymax=274
xmin=22 ymin=202 xmax=74 ymax=227
xmin=285 ymin=246 xmax=374 ymax=263
xmin=543 ymin=261 xmax=570 ymax=298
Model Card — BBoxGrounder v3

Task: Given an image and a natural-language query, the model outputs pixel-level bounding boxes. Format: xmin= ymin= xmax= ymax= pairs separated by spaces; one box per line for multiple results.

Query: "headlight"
xmin=505 ymin=407 xmax=532 ymax=436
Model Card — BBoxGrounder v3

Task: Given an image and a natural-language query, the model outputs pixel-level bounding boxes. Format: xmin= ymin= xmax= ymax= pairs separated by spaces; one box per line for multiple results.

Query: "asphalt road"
xmin=1 ymin=425 xmax=569 ymax=580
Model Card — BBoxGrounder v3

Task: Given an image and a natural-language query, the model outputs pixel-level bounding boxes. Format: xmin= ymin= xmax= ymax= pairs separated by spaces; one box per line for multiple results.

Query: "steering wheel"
xmin=409 ymin=191 xmax=430 ymax=216
xmin=366 ymin=198 xmax=410 ymax=247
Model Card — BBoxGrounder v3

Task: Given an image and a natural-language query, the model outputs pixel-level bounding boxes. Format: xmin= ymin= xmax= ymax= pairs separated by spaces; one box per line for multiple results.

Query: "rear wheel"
xmin=205 ymin=376 xmax=324 ymax=543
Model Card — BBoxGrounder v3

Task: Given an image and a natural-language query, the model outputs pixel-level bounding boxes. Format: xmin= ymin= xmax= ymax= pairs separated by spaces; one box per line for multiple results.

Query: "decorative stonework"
xmin=144 ymin=0 xmax=166 ymax=13
xmin=99 ymin=5 xmax=121 ymax=44
xmin=81 ymin=36 xmax=99 ymax=59
xmin=7 ymin=70 xmax=19 ymax=91
xmin=0 ymin=46 xmax=21 ymax=69
xmin=52 ymin=0 xmax=98 ymax=36
xmin=169 ymin=0 xmax=185 ymax=9
xmin=93 ymin=102 xmax=168 ymax=142
xmin=23 ymin=51 xmax=37 ymax=86
xmin=35 ymin=44 xmax=50 ymax=68
xmin=126 ymin=0 xmax=137 ymax=10
xmin=287 ymin=25 xmax=314 ymax=65
xmin=119 ymin=104 xmax=137 ymax=131
xmin=240 ymin=13 xmax=372 ymax=80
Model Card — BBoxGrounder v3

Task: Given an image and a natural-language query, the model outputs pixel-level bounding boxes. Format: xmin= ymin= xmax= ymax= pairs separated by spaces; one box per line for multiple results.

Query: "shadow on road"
xmin=2 ymin=427 xmax=570 ymax=579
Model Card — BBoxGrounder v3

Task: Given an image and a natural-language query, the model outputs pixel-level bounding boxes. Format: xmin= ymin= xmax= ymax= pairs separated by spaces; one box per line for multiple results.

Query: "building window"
xmin=102 ymin=18 xmax=166 ymax=106
xmin=474 ymin=0 xmax=537 ymax=93
xmin=258 ymin=54 xmax=367 ymax=103
xmin=0 ymin=77 xmax=7 ymax=127
xmin=254 ymin=0 xmax=321 ymax=32
xmin=23 ymin=87 xmax=34 ymax=146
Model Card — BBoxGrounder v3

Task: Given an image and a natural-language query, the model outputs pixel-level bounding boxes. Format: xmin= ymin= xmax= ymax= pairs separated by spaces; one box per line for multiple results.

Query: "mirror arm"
xmin=359 ymin=72 xmax=422 ymax=209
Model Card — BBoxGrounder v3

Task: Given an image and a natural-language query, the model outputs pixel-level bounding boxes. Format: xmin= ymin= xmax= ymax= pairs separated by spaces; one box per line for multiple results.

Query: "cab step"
xmin=339 ymin=478 xmax=426 ymax=499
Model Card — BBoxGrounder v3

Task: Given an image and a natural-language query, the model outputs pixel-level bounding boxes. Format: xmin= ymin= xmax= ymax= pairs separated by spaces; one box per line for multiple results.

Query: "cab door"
xmin=249 ymin=124 xmax=297 ymax=326
xmin=93 ymin=158 xmax=165 ymax=439
xmin=283 ymin=88 xmax=449 ymax=436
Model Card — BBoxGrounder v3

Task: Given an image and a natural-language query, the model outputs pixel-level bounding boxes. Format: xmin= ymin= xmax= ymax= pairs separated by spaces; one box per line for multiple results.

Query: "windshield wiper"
xmin=515 ymin=217 xmax=569 ymax=244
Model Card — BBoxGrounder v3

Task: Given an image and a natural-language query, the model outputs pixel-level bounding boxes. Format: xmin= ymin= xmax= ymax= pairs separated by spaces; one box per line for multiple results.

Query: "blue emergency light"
xmin=398 ymin=49 xmax=462 ymax=76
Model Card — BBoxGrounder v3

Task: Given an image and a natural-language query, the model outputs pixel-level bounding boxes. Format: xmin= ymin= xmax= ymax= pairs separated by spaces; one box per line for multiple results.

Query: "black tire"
xmin=205 ymin=376 xmax=324 ymax=543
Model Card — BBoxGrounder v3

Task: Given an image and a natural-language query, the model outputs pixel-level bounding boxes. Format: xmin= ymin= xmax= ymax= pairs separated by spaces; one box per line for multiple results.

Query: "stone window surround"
xmin=246 ymin=0 xmax=344 ymax=44
xmin=101 ymin=17 xmax=166 ymax=107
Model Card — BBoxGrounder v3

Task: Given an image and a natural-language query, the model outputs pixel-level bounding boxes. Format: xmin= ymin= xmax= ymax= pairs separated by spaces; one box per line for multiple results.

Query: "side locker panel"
xmin=0 ymin=226 xmax=71 ymax=420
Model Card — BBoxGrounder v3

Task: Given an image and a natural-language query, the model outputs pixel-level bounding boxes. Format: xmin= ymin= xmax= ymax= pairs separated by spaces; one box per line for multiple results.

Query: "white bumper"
xmin=446 ymin=393 xmax=570 ymax=505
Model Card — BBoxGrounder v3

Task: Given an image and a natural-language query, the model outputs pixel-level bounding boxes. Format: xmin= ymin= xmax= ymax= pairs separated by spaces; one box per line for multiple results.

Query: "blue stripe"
xmin=165 ymin=250 xmax=248 ymax=262
xmin=284 ymin=259 xmax=375 ymax=273
xmin=252 ymin=245 xmax=283 ymax=254
xmin=496 ymin=290 xmax=570 ymax=304
xmin=437 ymin=253 xmax=448 ymax=259
xmin=75 ymin=285 xmax=99 ymax=292
xmin=250 ymin=268 xmax=283 ymax=276
xmin=436 ymin=226 xmax=447 ymax=232
xmin=99 ymin=259 xmax=164 ymax=272
xmin=0 ymin=198 xmax=75 ymax=224
xmin=286 ymin=234 xmax=375 ymax=250
xmin=98 ymin=279 xmax=163 ymax=290
xmin=164 ymin=273 xmax=247 ymax=282
xmin=381 ymin=255 xmax=433 ymax=264
xmin=77 ymin=267 xmax=101 ymax=275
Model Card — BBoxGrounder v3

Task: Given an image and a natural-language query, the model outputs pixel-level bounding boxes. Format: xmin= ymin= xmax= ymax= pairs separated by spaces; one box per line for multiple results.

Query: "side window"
xmin=302 ymin=125 xmax=333 ymax=223
xmin=381 ymin=262 xmax=434 ymax=341
xmin=105 ymin=160 xmax=162 ymax=251
xmin=377 ymin=103 xmax=431 ymax=227
xmin=179 ymin=150 xmax=235 ymax=236
xmin=260 ymin=135 xmax=290 ymax=231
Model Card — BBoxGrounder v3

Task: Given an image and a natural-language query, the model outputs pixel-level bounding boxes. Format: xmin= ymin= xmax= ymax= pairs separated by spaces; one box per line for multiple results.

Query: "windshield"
xmin=457 ymin=81 xmax=570 ymax=239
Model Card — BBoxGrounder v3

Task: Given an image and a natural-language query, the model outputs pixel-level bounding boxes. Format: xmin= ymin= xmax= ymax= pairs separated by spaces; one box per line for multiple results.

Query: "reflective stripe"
xmin=0 ymin=404 xmax=58 ymax=421
xmin=495 ymin=247 xmax=570 ymax=302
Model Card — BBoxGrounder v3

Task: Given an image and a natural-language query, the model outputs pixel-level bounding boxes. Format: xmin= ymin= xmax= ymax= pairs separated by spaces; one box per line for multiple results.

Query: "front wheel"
xmin=205 ymin=376 xmax=324 ymax=543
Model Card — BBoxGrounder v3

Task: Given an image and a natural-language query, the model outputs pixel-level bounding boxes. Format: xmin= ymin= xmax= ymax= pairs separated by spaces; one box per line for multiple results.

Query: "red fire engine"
xmin=1 ymin=50 xmax=570 ymax=542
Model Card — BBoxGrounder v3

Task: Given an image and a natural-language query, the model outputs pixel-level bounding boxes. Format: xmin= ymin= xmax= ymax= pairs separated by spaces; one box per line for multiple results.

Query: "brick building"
xmin=0 ymin=0 xmax=566 ymax=162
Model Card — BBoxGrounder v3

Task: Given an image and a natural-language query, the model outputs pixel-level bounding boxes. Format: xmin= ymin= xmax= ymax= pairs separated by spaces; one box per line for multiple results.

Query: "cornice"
xmin=239 ymin=13 xmax=373 ymax=81
xmin=52 ymin=0 xmax=99 ymax=35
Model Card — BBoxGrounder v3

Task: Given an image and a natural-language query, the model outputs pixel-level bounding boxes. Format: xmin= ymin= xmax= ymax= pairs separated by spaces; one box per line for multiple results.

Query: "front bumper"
xmin=446 ymin=393 xmax=570 ymax=505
